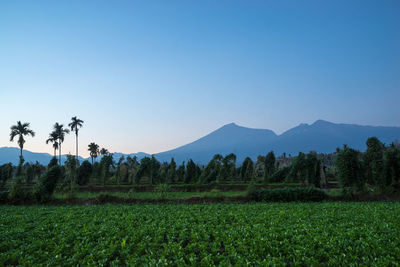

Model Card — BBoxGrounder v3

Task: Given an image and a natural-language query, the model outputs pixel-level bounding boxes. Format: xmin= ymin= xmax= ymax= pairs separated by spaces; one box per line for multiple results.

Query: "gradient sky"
xmin=1 ymin=0 xmax=399 ymax=157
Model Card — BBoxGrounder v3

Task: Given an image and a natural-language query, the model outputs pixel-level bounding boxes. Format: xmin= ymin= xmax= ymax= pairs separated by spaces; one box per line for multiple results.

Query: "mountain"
xmin=155 ymin=120 xmax=400 ymax=164
xmin=269 ymin=120 xmax=400 ymax=156
xmin=155 ymin=123 xmax=277 ymax=163
xmin=1 ymin=120 xmax=399 ymax=165
xmin=0 ymin=147 xmax=149 ymax=165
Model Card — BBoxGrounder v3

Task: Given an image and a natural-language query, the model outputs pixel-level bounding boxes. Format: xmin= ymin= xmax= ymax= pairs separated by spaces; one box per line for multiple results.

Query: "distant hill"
xmin=155 ymin=123 xmax=277 ymax=164
xmin=1 ymin=120 xmax=399 ymax=165
xmin=155 ymin=120 xmax=400 ymax=164
xmin=0 ymin=147 xmax=149 ymax=165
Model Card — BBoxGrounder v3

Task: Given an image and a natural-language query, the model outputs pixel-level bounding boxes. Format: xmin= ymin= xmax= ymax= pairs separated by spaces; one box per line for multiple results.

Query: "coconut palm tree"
xmin=68 ymin=116 xmax=84 ymax=160
xmin=10 ymin=121 xmax=35 ymax=162
xmin=53 ymin=123 xmax=70 ymax=164
xmin=46 ymin=131 xmax=59 ymax=158
xmin=100 ymin=148 xmax=109 ymax=155
xmin=88 ymin=142 xmax=100 ymax=164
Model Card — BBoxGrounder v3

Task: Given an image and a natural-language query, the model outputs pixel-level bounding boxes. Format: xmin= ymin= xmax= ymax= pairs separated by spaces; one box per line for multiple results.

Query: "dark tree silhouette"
xmin=53 ymin=123 xmax=70 ymax=164
xmin=10 ymin=121 xmax=35 ymax=162
xmin=68 ymin=116 xmax=84 ymax=160
xmin=88 ymin=142 xmax=100 ymax=164
xmin=46 ymin=131 xmax=59 ymax=157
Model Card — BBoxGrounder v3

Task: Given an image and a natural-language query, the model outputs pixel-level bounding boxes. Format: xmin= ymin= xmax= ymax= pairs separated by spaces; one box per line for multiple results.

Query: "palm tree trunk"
xmin=54 ymin=148 xmax=56 ymax=157
xmin=59 ymin=143 xmax=62 ymax=165
xmin=76 ymin=133 xmax=78 ymax=160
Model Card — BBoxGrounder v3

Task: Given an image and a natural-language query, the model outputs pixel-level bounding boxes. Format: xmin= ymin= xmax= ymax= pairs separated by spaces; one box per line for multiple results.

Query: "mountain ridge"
xmin=1 ymin=120 xmax=399 ymax=165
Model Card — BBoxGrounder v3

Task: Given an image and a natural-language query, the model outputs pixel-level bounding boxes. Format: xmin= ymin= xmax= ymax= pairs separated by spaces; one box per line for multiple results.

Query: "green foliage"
xmin=269 ymin=166 xmax=291 ymax=183
xmin=1 ymin=203 xmax=400 ymax=265
xmin=7 ymin=177 xmax=31 ymax=203
xmin=48 ymin=157 xmax=58 ymax=168
xmin=304 ymin=152 xmax=321 ymax=187
xmin=0 ymin=163 xmax=13 ymax=186
xmin=78 ymin=160 xmax=93 ymax=186
xmin=337 ymin=147 xmax=365 ymax=192
xmin=167 ymin=158 xmax=177 ymax=183
xmin=176 ymin=162 xmax=185 ymax=183
xmin=364 ymin=137 xmax=384 ymax=186
xmin=245 ymin=182 xmax=256 ymax=197
xmin=65 ymin=155 xmax=79 ymax=190
xmin=264 ymin=151 xmax=276 ymax=181
xmin=219 ymin=153 xmax=236 ymax=181
xmin=34 ymin=166 xmax=62 ymax=203
xmin=184 ymin=159 xmax=199 ymax=184
xmin=205 ymin=188 xmax=223 ymax=198
xmin=154 ymin=183 xmax=171 ymax=198
xmin=99 ymin=154 xmax=114 ymax=185
xmin=200 ymin=154 xmax=223 ymax=184
xmin=136 ymin=156 xmax=161 ymax=184
xmin=383 ymin=146 xmax=400 ymax=187
xmin=240 ymin=157 xmax=254 ymax=182
xmin=251 ymin=187 xmax=327 ymax=202
xmin=287 ymin=152 xmax=307 ymax=182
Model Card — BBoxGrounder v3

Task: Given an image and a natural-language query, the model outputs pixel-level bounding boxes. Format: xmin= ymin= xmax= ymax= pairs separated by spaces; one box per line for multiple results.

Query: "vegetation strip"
xmin=1 ymin=203 xmax=399 ymax=266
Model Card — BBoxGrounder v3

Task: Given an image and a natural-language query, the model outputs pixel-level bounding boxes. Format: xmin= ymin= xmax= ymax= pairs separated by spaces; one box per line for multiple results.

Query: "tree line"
xmin=2 ymin=120 xmax=400 ymax=196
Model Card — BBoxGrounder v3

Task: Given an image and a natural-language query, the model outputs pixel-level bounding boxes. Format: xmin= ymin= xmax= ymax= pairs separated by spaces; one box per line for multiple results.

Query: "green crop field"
xmin=1 ymin=203 xmax=399 ymax=266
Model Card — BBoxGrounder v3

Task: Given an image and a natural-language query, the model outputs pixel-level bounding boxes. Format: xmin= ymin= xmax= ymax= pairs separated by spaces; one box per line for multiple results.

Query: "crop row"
xmin=1 ymin=203 xmax=399 ymax=266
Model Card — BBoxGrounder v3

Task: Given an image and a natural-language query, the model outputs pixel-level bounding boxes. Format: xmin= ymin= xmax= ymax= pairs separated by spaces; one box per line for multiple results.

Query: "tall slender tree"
xmin=10 ymin=121 xmax=35 ymax=162
xmin=53 ymin=123 xmax=70 ymax=164
xmin=46 ymin=131 xmax=59 ymax=158
xmin=88 ymin=142 xmax=100 ymax=164
xmin=68 ymin=116 xmax=84 ymax=160
xmin=100 ymin=148 xmax=109 ymax=155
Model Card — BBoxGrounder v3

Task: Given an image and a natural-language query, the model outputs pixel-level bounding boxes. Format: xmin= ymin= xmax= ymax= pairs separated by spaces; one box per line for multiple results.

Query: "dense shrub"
xmin=47 ymin=157 xmax=58 ymax=168
xmin=337 ymin=148 xmax=365 ymax=192
xmin=154 ymin=183 xmax=171 ymax=198
xmin=269 ymin=166 xmax=291 ymax=183
xmin=205 ymin=189 xmax=223 ymax=198
xmin=250 ymin=187 xmax=327 ymax=202
xmin=34 ymin=166 xmax=62 ymax=203
xmin=7 ymin=177 xmax=32 ymax=204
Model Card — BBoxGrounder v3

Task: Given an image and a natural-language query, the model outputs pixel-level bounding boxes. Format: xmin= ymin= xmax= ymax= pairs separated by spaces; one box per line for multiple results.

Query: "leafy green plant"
xmin=0 ymin=203 xmax=399 ymax=265
xmin=154 ymin=183 xmax=171 ymax=198
xmin=205 ymin=189 xmax=223 ymax=198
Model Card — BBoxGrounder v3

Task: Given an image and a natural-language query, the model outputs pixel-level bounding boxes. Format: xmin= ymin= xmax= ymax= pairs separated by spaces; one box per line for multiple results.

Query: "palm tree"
xmin=100 ymin=148 xmax=109 ymax=155
xmin=88 ymin=142 xmax=100 ymax=164
xmin=53 ymin=123 xmax=70 ymax=164
xmin=10 ymin=121 xmax=35 ymax=162
xmin=68 ymin=116 xmax=84 ymax=160
xmin=46 ymin=131 xmax=59 ymax=157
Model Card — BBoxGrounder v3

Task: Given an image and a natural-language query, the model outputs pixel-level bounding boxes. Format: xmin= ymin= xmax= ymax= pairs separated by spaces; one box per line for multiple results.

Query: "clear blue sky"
xmin=1 ymin=0 xmax=399 ymax=157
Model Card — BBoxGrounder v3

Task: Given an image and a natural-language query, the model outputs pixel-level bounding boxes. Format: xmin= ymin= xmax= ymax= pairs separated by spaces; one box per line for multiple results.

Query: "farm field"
xmin=1 ymin=202 xmax=400 ymax=266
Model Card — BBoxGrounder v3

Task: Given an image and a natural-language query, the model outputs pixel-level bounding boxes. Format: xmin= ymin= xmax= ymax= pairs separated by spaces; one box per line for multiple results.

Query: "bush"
xmin=250 ymin=187 xmax=327 ymax=202
xmin=154 ymin=183 xmax=171 ymax=198
xmin=205 ymin=189 xmax=223 ymax=199
xmin=337 ymin=148 xmax=365 ymax=192
xmin=269 ymin=167 xmax=291 ymax=183
xmin=7 ymin=177 xmax=32 ymax=204
xmin=34 ymin=166 xmax=62 ymax=203
xmin=245 ymin=182 xmax=256 ymax=197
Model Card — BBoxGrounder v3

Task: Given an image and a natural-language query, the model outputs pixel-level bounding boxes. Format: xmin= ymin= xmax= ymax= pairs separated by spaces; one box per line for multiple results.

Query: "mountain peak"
xmin=312 ymin=119 xmax=333 ymax=126
xmin=223 ymin=122 xmax=238 ymax=127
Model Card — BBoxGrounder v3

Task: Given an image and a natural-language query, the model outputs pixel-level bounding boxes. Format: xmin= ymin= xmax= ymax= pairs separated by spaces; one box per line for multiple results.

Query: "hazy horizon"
xmin=1 ymin=1 xmax=399 ymax=157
